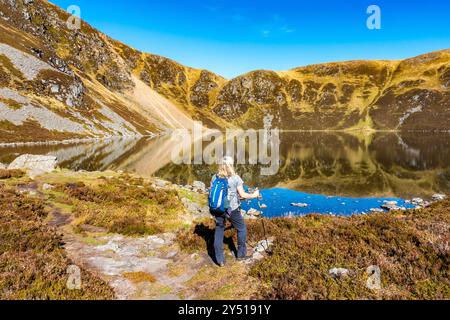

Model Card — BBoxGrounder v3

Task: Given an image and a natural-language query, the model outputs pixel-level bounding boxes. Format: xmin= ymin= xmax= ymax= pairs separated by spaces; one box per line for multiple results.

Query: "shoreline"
xmin=1 ymin=129 xmax=449 ymax=148
xmin=0 ymin=133 xmax=162 ymax=148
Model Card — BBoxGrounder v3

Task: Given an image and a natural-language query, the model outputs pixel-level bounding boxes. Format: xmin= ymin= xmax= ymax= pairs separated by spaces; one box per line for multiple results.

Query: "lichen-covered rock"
xmin=329 ymin=267 xmax=350 ymax=279
xmin=432 ymin=194 xmax=446 ymax=201
xmin=192 ymin=180 xmax=206 ymax=193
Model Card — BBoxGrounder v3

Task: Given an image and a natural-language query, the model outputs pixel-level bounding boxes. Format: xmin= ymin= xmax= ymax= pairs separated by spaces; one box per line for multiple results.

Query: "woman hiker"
xmin=210 ymin=156 xmax=260 ymax=267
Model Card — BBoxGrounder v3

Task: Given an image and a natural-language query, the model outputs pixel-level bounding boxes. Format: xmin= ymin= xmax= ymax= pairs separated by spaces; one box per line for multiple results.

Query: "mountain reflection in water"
xmin=1 ymin=131 xmax=449 ymax=198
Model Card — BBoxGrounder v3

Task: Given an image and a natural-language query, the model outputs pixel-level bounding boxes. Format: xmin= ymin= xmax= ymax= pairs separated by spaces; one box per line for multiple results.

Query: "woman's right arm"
xmin=237 ymin=185 xmax=260 ymax=200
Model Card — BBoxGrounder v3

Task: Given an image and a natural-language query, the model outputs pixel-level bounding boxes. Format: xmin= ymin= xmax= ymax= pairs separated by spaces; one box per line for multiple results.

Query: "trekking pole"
xmin=257 ymin=191 xmax=271 ymax=254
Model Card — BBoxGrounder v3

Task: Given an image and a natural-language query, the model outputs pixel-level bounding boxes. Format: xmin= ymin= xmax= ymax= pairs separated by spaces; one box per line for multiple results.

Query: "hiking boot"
xmin=217 ymin=262 xmax=225 ymax=267
xmin=236 ymin=255 xmax=253 ymax=262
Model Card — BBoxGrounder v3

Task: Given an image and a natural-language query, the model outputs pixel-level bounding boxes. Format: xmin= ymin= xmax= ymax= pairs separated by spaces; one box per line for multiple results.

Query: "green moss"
xmin=178 ymin=188 xmax=207 ymax=206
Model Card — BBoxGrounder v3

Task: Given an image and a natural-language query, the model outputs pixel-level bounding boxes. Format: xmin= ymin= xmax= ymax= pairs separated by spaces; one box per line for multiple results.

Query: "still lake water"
xmin=1 ymin=131 xmax=449 ymax=216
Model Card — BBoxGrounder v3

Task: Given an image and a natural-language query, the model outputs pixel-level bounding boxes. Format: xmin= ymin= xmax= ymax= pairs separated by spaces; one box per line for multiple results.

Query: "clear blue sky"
xmin=49 ymin=0 xmax=450 ymax=79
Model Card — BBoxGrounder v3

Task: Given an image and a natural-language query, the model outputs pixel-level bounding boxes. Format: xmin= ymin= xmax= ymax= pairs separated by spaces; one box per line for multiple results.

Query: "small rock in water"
xmin=381 ymin=204 xmax=405 ymax=211
xmin=411 ymin=198 xmax=424 ymax=205
xmin=432 ymin=194 xmax=446 ymax=201
xmin=242 ymin=209 xmax=257 ymax=220
xmin=381 ymin=200 xmax=405 ymax=211
xmin=370 ymin=208 xmax=384 ymax=213
xmin=329 ymin=267 xmax=350 ymax=279
xmin=291 ymin=203 xmax=308 ymax=207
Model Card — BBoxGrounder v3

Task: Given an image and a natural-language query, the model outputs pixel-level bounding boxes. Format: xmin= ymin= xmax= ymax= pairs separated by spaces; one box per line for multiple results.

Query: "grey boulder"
xmin=8 ymin=154 xmax=57 ymax=177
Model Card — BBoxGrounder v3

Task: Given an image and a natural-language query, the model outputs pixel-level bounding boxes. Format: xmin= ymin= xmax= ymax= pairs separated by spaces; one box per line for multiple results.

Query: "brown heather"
xmin=0 ymin=184 xmax=114 ymax=299
xmin=177 ymin=199 xmax=450 ymax=300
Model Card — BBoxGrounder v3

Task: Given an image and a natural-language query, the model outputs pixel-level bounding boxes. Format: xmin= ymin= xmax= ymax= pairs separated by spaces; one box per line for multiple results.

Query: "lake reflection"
xmin=1 ymin=131 xmax=449 ymax=198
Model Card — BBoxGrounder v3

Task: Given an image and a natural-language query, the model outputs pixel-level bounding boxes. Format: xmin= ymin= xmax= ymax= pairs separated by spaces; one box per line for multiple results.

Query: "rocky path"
xmin=5 ymin=166 xmax=263 ymax=300
xmin=48 ymin=206 xmax=259 ymax=300
xmin=62 ymin=230 xmax=208 ymax=299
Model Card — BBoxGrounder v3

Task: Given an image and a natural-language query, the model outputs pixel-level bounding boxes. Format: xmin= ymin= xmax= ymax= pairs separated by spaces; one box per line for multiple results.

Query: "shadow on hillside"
xmin=193 ymin=223 xmax=237 ymax=265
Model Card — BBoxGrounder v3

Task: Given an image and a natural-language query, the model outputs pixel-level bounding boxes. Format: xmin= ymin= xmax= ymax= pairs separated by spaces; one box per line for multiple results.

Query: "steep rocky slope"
xmin=0 ymin=0 xmax=448 ymax=144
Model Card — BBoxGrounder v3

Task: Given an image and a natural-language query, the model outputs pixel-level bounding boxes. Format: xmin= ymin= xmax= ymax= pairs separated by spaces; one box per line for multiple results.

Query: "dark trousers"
xmin=214 ymin=208 xmax=247 ymax=264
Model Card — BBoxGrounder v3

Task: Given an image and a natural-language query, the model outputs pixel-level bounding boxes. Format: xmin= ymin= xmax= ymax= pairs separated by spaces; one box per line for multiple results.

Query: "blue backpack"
xmin=209 ymin=176 xmax=228 ymax=213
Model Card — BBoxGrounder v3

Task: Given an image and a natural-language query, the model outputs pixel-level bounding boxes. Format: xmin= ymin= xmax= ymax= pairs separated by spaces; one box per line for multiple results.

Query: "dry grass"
xmin=181 ymin=263 xmax=258 ymax=300
xmin=0 ymin=120 xmax=83 ymax=143
xmin=0 ymin=169 xmax=24 ymax=180
xmin=52 ymin=174 xmax=186 ymax=236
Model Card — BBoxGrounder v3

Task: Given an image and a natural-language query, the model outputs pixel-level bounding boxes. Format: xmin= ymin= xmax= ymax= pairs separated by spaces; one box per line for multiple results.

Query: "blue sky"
xmin=49 ymin=0 xmax=450 ymax=78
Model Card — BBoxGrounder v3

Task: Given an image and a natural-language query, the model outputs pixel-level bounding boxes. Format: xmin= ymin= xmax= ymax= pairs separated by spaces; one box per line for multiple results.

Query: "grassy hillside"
xmin=0 ymin=0 xmax=449 ymax=145
xmin=211 ymin=53 xmax=450 ymax=130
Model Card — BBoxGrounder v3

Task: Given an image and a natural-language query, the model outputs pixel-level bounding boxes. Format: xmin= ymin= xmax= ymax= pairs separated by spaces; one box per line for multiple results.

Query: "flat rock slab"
xmin=62 ymin=230 xmax=212 ymax=300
